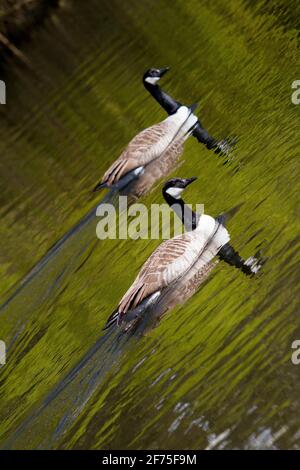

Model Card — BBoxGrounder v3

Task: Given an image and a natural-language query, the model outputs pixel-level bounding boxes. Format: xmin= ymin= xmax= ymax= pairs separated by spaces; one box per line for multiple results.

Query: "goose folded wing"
xmin=101 ymin=121 xmax=171 ymax=186
xmin=118 ymin=234 xmax=201 ymax=317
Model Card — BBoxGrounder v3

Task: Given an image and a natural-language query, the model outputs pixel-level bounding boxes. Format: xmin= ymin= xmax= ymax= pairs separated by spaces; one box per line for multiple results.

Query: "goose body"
xmin=117 ymin=215 xmax=229 ymax=319
xmin=124 ymin=112 xmax=197 ymax=197
xmin=93 ymin=105 xmax=197 ymax=191
xmin=103 ymin=177 xmax=262 ymax=330
xmin=104 ymin=177 xmax=230 ymax=330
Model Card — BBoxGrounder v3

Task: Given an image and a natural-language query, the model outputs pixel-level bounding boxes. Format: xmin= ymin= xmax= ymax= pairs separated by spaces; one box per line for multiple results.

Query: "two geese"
xmin=93 ymin=67 xmax=261 ymax=330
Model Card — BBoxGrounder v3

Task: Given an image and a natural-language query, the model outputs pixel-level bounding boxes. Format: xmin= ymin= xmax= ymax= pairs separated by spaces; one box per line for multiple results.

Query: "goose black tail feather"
xmin=216 ymin=213 xmax=227 ymax=226
xmin=93 ymin=181 xmax=107 ymax=192
xmin=103 ymin=308 xmax=119 ymax=330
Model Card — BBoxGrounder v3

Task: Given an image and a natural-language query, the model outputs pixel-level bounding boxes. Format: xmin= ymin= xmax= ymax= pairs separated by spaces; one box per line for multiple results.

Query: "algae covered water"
xmin=0 ymin=0 xmax=300 ymax=449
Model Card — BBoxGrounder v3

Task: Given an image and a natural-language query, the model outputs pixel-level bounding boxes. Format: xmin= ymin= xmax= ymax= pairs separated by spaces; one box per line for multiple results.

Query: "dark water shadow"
xmin=0 ymin=161 xmax=243 ymax=449
xmin=2 ymin=225 xmax=223 ymax=449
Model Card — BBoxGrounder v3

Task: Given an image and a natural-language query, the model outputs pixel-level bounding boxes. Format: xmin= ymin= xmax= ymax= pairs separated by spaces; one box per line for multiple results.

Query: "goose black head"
xmin=143 ymin=67 xmax=170 ymax=85
xmin=163 ymin=177 xmax=197 ymax=200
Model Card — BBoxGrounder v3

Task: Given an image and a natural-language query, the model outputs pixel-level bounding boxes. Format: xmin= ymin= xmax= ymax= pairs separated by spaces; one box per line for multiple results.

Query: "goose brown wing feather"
xmin=118 ymin=235 xmax=195 ymax=317
xmin=101 ymin=121 xmax=170 ymax=186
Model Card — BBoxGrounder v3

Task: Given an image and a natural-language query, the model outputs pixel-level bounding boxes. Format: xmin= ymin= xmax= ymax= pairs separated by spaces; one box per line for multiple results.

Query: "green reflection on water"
xmin=0 ymin=0 xmax=300 ymax=450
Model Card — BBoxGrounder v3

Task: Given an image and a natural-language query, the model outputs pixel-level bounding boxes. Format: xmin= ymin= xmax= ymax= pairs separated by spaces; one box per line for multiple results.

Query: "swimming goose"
xmin=104 ymin=178 xmax=260 ymax=329
xmin=124 ymin=108 xmax=198 ymax=198
xmin=143 ymin=67 xmax=231 ymax=154
xmin=92 ymin=103 xmax=198 ymax=192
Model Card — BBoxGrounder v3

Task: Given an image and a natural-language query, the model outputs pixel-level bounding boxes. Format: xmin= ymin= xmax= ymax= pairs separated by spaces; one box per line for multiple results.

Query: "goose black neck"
xmin=143 ymin=80 xmax=181 ymax=115
xmin=163 ymin=190 xmax=198 ymax=231
xmin=143 ymin=80 xmax=220 ymax=150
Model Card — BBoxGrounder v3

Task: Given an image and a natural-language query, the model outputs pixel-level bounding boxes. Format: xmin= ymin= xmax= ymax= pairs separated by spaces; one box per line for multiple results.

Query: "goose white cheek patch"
xmin=145 ymin=76 xmax=160 ymax=85
xmin=165 ymin=187 xmax=184 ymax=199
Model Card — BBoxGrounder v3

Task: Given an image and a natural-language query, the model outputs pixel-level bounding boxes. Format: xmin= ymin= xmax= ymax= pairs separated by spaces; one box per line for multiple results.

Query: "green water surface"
xmin=0 ymin=0 xmax=300 ymax=449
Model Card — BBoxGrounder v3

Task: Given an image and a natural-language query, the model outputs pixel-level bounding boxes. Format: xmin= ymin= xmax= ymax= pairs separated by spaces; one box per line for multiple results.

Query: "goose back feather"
xmin=101 ymin=107 xmax=196 ymax=187
xmin=117 ymin=215 xmax=230 ymax=319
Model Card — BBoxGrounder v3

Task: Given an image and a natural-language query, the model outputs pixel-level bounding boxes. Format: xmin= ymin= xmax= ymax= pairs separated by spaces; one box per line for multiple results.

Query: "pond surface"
xmin=0 ymin=0 xmax=300 ymax=450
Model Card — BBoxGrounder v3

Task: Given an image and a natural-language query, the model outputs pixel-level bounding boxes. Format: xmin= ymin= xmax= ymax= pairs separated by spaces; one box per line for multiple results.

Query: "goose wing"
xmin=101 ymin=120 xmax=175 ymax=186
xmin=118 ymin=232 xmax=204 ymax=317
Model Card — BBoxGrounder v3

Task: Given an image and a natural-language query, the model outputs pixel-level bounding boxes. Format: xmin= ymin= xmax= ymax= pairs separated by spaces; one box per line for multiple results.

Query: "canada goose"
xmin=92 ymin=102 xmax=198 ymax=193
xmin=104 ymin=177 xmax=260 ymax=329
xmin=143 ymin=67 xmax=231 ymax=154
xmin=123 ymin=108 xmax=198 ymax=198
